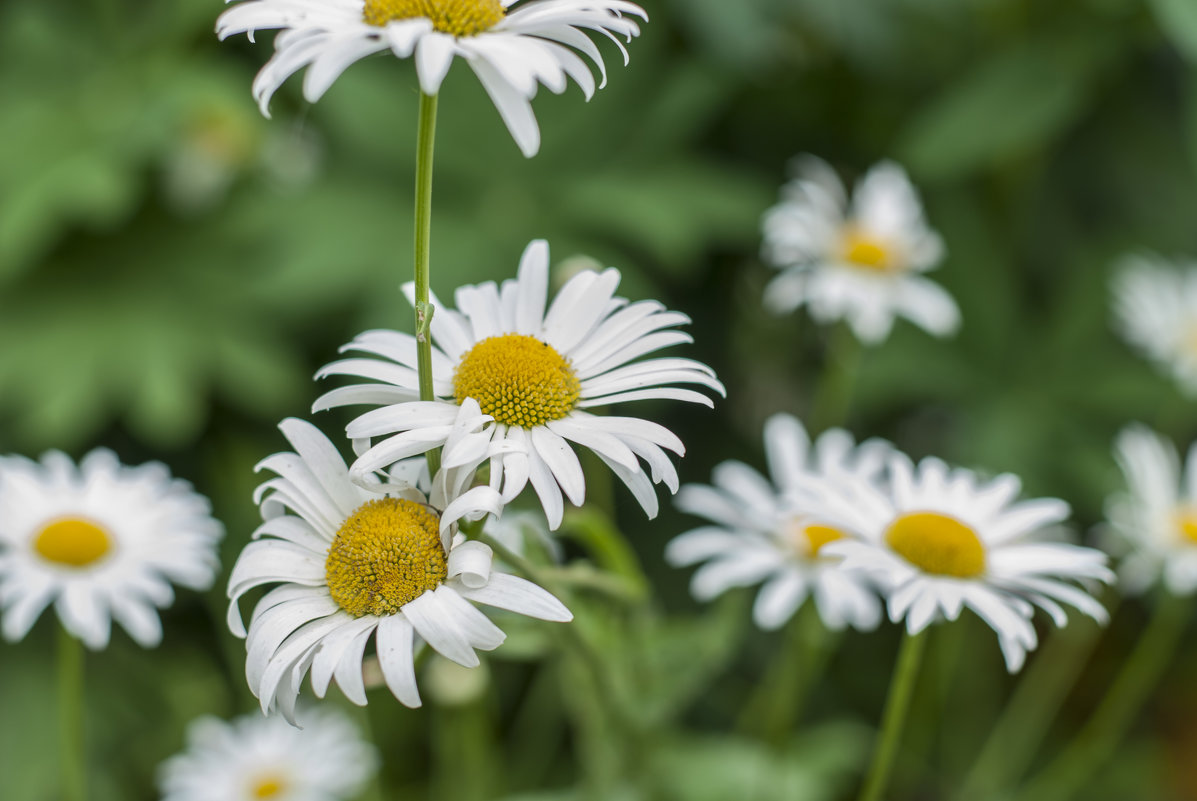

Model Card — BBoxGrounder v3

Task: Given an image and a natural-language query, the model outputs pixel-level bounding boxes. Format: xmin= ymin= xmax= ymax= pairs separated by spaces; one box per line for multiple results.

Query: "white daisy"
xmin=1111 ymin=254 xmax=1197 ymax=395
xmin=315 ymin=238 xmax=724 ymax=529
xmin=761 ymin=156 xmax=959 ymax=344
xmin=227 ymin=401 xmax=571 ymax=721
xmin=1106 ymin=425 xmax=1197 ymax=596
xmin=819 ymin=454 xmax=1113 ymax=671
xmin=158 ymin=707 xmax=377 ymax=801
xmin=215 ymin=0 xmax=647 ymax=157
xmin=0 ymin=449 xmax=223 ymax=650
xmin=666 ymin=414 xmax=888 ymax=632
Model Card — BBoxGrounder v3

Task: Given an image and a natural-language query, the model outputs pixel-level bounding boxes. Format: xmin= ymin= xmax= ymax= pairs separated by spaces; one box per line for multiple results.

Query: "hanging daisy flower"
xmin=227 ymin=402 xmax=571 ymax=721
xmin=1111 ymin=254 xmax=1197 ymax=395
xmin=315 ymin=238 xmax=724 ymax=529
xmin=818 ymin=454 xmax=1112 ymax=671
xmin=666 ymin=415 xmax=888 ymax=632
xmin=158 ymin=707 xmax=377 ymax=801
xmin=0 ymin=449 xmax=223 ymax=650
xmin=760 ymin=156 xmax=959 ymax=344
xmin=215 ymin=0 xmax=647 ymax=157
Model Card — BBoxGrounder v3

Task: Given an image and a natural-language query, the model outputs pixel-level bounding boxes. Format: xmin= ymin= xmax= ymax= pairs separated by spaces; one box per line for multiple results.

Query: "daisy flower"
xmin=761 ymin=156 xmax=959 ymax=344
xmin=1111 ymin=254 xmax=1197 ymax=395
xmin=666 ymin=414 xmax=888 ymax=632
xmin=215 ymin=0 xmax=647 ymax=157
xmin=0 ymin=449 xmax=223 ymax=650
xmin=227 ymin=401 xmax=571 ymax=721
xmin=820 ymin=455 xmax=1113 ymax=671
xmin=158 ymin=707 xmax=377 ymax=801
xmin=315 ymin=238 xmax=724 ymax=529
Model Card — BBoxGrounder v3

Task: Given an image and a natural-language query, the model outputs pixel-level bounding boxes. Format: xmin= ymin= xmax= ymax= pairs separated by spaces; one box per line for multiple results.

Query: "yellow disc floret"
xmin=34 ymin=518 xmax=112 ymax=568
xmin=362 ymin=0 xmax=506 ymax=36
xmin=1177 ymin=508 xmax=1197 ymax=545
xmin=453 ymin=334 xmax=581 ymax=429
xmin=784 ymin=518 xmax=847 ymax=558
xmin=325 ymin=498 xmax=447 ymax=618
xmin=885 ymin=511 xmax=985 ymax=578
xmin=840 ymin=225 xmax=897 ymax=272
xmin=250 ymin=775 xmax=288 ymax=799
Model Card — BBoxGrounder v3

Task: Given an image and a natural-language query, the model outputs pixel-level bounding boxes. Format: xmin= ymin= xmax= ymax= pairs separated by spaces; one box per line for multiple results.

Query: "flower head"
xmin=0 ymin=449 xmax=223 ymax=649
xmin=1111 ymin=254 xmax=1197 ymax=395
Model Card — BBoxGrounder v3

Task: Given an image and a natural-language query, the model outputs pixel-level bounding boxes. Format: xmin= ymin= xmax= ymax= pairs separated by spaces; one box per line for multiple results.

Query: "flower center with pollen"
xmin=33 ymin=518 xmax=112 ymax=568
xmin=1176 ymin=508 xmax=1197 ymax=545
xmin=249 ymin=775 xmax=288 ymax=799
xmin=362 ymin=0 xmax=506 ymax=36
xmin=840 ymin=225 xmax=897 ymax=272
xmin=325 ymin=499 xmax=447 ymax=618
xmin=784 ymin=519 xmax=847 ymax=559
xmin=453 ymin=334 xmax=581 ymax=429
xmin=885 ymin=512 xmax=985 ymax=578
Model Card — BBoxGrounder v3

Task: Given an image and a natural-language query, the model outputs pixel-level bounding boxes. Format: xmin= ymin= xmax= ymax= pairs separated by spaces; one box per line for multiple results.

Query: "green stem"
xmin=858 ymin=630 xmax=928 ymax=801
xmin=1014 ymin=593 xmax=1191 ymax=801
xmin=58 ymin=626 xmax=86 ymax=801
xmin=810 ymin=323 xmax=863 ymax=432
xmin=414 ymin=90 xmax=441 ymax=478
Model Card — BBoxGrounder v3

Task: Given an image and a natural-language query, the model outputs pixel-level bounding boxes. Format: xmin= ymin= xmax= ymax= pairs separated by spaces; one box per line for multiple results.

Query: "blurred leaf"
xmin=1150 ymin=0 xmax=1197 ymax=62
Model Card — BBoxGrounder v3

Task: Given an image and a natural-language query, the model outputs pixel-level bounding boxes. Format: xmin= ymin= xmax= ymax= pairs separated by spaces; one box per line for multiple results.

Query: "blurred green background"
xmin=2 ymin=0 xmax=1197 ymax=798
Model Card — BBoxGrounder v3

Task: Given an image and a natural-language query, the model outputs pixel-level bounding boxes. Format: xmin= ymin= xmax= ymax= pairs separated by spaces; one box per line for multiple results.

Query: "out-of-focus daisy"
xmin=761 ymin=156 xmax=959 ymax=344
xmin=227 ymin=402 xmax=571 ymax=720
xmin=1111 ymin=254 xmax=1197 ymax=395
xmin=316 ymin=239 xmax=723 ymax=529
xmin=1107 ymin=425 xmax=1197 ymax=595
xmin=820 ymin=455 xmax=1112 ymax=671
xmin=666 ymin=414 xmax=888 ymax=631
xmin=216 ymin=0 xmax=646 ymax=157
xmin=158 ymin=707 xmax=377 ymax=801
xmin=0 ymin=450 xmax=223 ymax=650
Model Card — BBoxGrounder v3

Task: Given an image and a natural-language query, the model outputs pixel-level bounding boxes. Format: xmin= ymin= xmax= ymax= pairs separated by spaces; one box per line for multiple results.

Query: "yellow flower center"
xmin=33 ymin=518 xmax=112 ymax=568
xmin=1176 ymin=508 xmax=1197 ymax=545
xmin=784 ymin=519 xmax=847 ymax=558
xmin=250 ymin=775 xmax=287 ymax=799
xmin=325 ymin=499 xmax=447 ymax=618
xmin=840 ymin=225 xmax=897 ymax=272
xmin=453 ymin=334 xmax=581 ymax=429
xmin=362 ymin=0 xmax=506 ymax=36
xmin=885 ymin=512 xmax=985 ymax=578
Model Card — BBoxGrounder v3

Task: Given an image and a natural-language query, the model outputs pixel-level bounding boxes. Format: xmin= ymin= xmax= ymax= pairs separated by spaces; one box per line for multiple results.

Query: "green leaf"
xmin=1150 ymin=0 xmax=1197 ymax=62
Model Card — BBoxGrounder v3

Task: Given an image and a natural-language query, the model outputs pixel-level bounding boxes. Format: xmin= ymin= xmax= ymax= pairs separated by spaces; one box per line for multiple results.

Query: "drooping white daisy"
xmin=1111 ymin=254 xmax=1197 ymax=395
xmin=315 ymin=238 xmax=724 ymax=529
xmin=761 ymin=156 xmax=959 ymax=344
xmin=227 ymin=402 xmax=571 ymax=721
xmin=1106 ymin=425 xmax=1197 ymax=596
xmin=666 ymin=414 xmax=888 ymax=632
xmin=0 ymin=449 xmax=223 ymax=650
xmin=158 ymin=707 xmax=377 ymax=801
xmin=819 ymin=455 xmax=1113 ymax=671
xmin=215 ymin=0 xmax=647 ymax=157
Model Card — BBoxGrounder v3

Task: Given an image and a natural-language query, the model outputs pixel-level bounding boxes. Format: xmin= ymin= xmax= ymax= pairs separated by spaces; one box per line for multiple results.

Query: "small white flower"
xmin=666 ymin=415 xmax=888 ymax=632
xmin=1111 ymin=254 xmax=1197 ymax=395
xmin=216 ymin=0 xmax=646 ymax=157
xmin=761 ymin=156 xmax=959 ymax=344
xmin=1106 ymin=425 xmax=1197 ymax=596
xmin=227 ymin=401 xmax=571 ymax=721
xmin=158 ymin=707 xmax=377 ymax=801
xmin=820 ymin=455 xmax=1112 ymax=672
xmin=315 ymin=239 xmax=723 ymax=529
xmin=0 ymin=449 xmax=223 ymax=650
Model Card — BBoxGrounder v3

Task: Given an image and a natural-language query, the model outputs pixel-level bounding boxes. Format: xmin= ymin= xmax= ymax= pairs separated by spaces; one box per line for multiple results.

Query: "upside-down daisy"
xmin=666 ymin=415 xmax=888 ymax=631
xmin=315 ymin=238 xmax=724 ymax=528
xmin=158 ymin=707 xmax=377 ymax=801
xmin=761 ymin=156 xmax=959 ymax=344
xmin=0 ymin=449 xmax=223 ymax=650
xmin=1111 ymin=254 xmax=1197 ymax=395
xmin=227 ymin=402 xmax=571 ymax=720
xmin=818 ymin=455 xmax=1112 ymax=671
xmin=216 ymin=0 xmax=646 ymax=157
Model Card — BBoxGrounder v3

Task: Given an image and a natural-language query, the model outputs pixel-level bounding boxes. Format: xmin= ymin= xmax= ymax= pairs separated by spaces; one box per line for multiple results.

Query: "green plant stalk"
xmin=58 ymin=626 xmax=86 ymax=801
xmin=414 ymin=91 xmax=441 ymax=478
xmin=858 ymin=630 xmax=928 ymax=801
xmin=810 ymin=322 xmax=863 ymax=432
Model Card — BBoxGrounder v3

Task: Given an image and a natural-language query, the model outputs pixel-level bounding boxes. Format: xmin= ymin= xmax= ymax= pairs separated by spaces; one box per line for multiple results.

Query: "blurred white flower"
xmin=761 ymin=156 xmax=959 ymax=344
xmin=1111 ymin=254 xmax=1197 ymax=395
xmin=0 ymin=449 xmax=223 ymax=649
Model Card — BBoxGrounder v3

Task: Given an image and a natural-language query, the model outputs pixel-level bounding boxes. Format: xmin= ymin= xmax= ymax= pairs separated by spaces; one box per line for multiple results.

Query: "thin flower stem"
xmin=414 ymin=90 xmax=441 ymax=478
xmin=810 ymin=323 xmax=863 ymax=432
xmin=57 ymin=626 xmax=86 ymax=801
xmin=1013 ymin=593 xmax=1191 ymax=801
xmin=857 ymin=630 xmax=928 ymax=801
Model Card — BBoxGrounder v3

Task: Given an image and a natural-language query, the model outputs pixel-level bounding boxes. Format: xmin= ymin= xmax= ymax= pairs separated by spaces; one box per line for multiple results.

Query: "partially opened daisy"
xmin=820 ymin=455 xmax=1112 ymax=671
xmin=666 ymin=415 xmax=889 ymax=632
xmin=761 ymin=156 xmax=959 ymax=344
xmin=216 ymin=0 xmax=646 ymax=157
xmin=159 ymin=707 xmax=377 ymax=801
xmin=227 ymin=402 xmax=571 ymax=721
xmin=0 ymin=449 xmax=223 ymax=649
xmin=315 ymin=238 xmax=724 ymax=528
xmin=1111 ymin=254 xmax=1197 ymax=395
